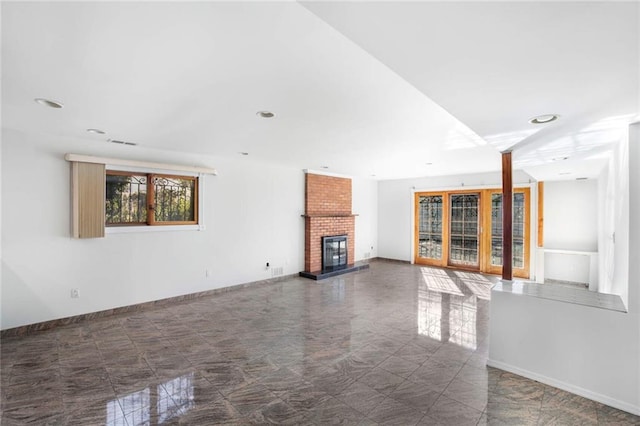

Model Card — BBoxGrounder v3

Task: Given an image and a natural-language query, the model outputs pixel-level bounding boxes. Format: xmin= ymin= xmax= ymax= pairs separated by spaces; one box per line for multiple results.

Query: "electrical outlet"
xmin=70 ymin=288 xmax=79 ymax=299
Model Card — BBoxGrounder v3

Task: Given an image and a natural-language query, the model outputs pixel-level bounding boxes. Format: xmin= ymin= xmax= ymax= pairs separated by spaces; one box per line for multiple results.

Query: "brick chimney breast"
xmin=303 ymin=173 xmax=355 ymax=273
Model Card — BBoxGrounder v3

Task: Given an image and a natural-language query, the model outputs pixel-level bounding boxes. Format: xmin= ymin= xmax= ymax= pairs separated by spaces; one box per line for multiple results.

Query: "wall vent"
xmin=271 ymin=266 xmax=283 ymax=277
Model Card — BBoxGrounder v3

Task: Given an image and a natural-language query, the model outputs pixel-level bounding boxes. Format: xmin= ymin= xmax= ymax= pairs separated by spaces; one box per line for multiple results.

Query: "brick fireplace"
xmin=300 ymin=172 xmax=368 ymax=280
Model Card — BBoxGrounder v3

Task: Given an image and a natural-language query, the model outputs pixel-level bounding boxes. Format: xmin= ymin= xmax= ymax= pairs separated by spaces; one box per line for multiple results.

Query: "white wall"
xmin=352 ymin=177 xmax=378 ymax=261
xmin=0 ymin=131 xmax=3 ymax=313
xmin=544 ymin=180 xmax=598 ymax=251
xmin=543 ymin=179 xmax=598 ymax=283
xmin=0 ymin=129 xmax=378 ymax=329
xmin=490 ymin=124 xmax=640 ymax=415
xmin=627 ymin=122 xmax=639 ymax=314
xmin=598 ymin=135 xmax=630 ymax=305
xmin=629 ymin=123 xmax=640 ymax=402
xmin=377 ymin=170 xmax=535 ymax=263
xmin=489 ymin=290 xmax=639 ymax=415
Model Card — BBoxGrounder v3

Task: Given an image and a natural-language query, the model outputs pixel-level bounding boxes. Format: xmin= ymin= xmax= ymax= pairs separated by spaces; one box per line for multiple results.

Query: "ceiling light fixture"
xmin=552 ymin=156 xmax=569 ymax=161
xmin=321 ymin=166 xmax=329 ymax=169
xmin=240 ymin=152 xmax=249 ymax=156
xmin=34 ymin=98 xmax=64 ymax=109
xmin=256 ymin=111 xmax=275 ymax=118
xmin=425 ymin=162 xmax=433 ymax=166
xmin=86 ymin=128 xmax=106 ymax=135
xmin=529 ymin=114 xmax=559 ymax=124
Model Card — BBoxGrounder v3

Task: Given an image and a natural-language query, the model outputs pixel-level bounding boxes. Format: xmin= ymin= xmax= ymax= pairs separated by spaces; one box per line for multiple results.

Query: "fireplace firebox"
xmin=322 ymin=235 xmax=348 ymax=271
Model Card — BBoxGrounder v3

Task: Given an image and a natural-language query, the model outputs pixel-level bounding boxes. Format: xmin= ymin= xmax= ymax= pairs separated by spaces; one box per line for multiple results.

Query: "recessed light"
xmin=240 ymin=152 xmax=249 ymax=156
xmin=256 ymin=111 xmax=275 ymax=118
xmin=529 ymin=114 xmax=559 ymax=124
xmin=576 ymin=177 xmax=588 ymax=181
xmin=321 ymin=166 xmax=329 ymax=169
xmin=370 ymin=174 xmax=377 ymax=177
xmin=552 ymin=156 xmax=569 ymax=161
xmin=34 ymin=98 xmax=64 ymax=109
xmin=86 ymin=128 xmax=106 ymax=135
xmin=425 ymin=162 xmax=433 ymax=166
xmin=559 ymin=172 xmax=572 ymax=175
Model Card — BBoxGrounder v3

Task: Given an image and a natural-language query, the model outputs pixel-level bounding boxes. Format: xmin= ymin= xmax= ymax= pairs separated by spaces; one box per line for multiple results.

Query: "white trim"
xmin=303 ymin=169 xmax=353 ymax=179
xmin=101 ymin=165 xmax=207 ymax=235
xmin=411 ymin=182 xmax=532 ymax=193
xmin=106 ymin=224 xmax=205 ymax=234
xmin=409 ymin=185 xmax=415 ymax=264
xmin=486 ymin=358 xmax=640 ymax=416
xmin=198 ymin=172 xmax=206 ymax=229
xmin=542 ymin=248 xmax=597 ymax=256
xmin=65 ymin=153 xmax=217 ymax=175
xmin=106 ymin=164 xmax=199 ymax=177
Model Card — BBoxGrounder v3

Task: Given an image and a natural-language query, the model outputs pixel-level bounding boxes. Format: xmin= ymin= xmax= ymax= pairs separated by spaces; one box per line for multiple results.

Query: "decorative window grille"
xmin=106 ymin=171 xmax=197 ymax=226
xmin=418 ymin=195 xmax=443 ymax=260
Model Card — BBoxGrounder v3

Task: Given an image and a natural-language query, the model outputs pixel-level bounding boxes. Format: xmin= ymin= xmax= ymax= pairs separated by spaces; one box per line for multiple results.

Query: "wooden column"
xmin=502 ymin=151 xmax=513 ymax=281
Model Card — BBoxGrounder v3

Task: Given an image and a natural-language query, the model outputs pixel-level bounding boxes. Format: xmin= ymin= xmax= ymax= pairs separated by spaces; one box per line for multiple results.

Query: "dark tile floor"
xmin=1 ymin=261 xmax=639 ymax=425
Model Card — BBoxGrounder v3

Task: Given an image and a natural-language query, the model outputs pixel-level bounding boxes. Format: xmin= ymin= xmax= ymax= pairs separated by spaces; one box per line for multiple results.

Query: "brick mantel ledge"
xmin=301 ymin=214 xmax=359 ymax=218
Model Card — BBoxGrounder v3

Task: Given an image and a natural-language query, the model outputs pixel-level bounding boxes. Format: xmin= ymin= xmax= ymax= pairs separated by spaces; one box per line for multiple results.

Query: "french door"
xmin=449 ymin=194 xmax=480 ymax=269
xmin=482 ymin=190 xmax=530 ymax=276
xmin=415 ymin=188 xmax=530 ymax=278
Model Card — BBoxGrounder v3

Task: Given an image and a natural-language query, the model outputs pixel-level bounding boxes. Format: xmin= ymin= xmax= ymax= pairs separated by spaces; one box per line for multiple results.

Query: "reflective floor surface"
xmin=1 ymin=261 xmax=639 ymax=425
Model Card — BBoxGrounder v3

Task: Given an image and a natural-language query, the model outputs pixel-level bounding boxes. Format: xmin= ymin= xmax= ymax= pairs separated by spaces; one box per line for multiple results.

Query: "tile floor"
xmin=1 ymin=261 xmax=639 ymax=425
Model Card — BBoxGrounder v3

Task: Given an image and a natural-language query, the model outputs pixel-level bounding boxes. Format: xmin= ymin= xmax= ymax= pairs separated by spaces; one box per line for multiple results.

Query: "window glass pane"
xmin=106 ymin=174 xmax=147 ymax=224
xmin=153 ymin=176 xmax=196 ymax=222
xmin=418 ymin=195 xmax=443 ymax=260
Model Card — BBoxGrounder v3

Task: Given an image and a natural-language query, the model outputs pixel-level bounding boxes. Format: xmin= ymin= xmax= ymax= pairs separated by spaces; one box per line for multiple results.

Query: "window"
xmin=67 ymin=154 xmax=214 ymax=238
xmin=106 ymin=171 xmax=198 ymax=226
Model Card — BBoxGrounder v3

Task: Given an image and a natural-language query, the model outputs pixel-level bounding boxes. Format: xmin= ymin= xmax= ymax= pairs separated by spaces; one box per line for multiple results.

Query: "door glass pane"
xmin=491 ymin=194 xmax=503 ymax=265
xmin=418 ymin=195 xmax=443 ymax=260
xmin=513 ymin=193 xmax=525 ymax=268
xmin=491 ymin=192 xmax=525 ymax=268
xmin=449 ymin=194 xmax=479 ymax=266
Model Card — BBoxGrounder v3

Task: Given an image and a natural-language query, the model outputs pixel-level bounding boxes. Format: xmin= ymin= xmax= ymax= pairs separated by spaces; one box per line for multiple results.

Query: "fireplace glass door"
xmin=323 ymin=236 xmax=347 ymax=270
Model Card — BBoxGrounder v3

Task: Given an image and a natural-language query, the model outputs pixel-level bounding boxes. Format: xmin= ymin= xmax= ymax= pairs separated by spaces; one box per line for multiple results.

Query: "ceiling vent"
xmin=107 ymin=139 xmax=137 ymax=146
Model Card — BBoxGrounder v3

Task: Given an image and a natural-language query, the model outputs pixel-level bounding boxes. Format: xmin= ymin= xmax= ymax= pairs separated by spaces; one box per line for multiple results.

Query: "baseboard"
xmin=372 ymin=257 xmax=412 ymax=264
xmin=487 ymin=358 xmax=640 ymax=416
xmin=1 ymin=273 xmax=299 ymax=337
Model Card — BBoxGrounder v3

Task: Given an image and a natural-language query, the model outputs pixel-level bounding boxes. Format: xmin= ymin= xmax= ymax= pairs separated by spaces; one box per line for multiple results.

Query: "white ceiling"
xmin=2 ymin=2 xmax=638 ymax=181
